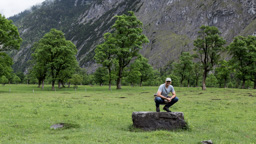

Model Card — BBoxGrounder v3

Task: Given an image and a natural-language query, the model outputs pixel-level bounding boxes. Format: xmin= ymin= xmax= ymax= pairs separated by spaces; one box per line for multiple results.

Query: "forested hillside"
xmin=9 ymin=0 xmax=256 ymax=73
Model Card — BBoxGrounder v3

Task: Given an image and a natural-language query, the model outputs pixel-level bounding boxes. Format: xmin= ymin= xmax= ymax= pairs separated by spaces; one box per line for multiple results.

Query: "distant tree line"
xmin=1 ymin=12 xmax=256 ymax=90
xmin=159 ymin=26 xmax=256 ymax=90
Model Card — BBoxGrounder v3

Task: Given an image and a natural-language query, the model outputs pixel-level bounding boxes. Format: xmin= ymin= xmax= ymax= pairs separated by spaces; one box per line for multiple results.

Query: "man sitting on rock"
xmin=155 ymin=78 xmax=178 ymax=112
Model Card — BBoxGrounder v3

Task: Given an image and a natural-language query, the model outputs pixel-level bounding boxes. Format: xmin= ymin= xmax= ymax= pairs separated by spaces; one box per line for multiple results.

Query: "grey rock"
xmin=50 ymin=123 xmax=65 ymax=130
xmin=50 ymin=123 xmax=80 ymax=130
xmin=132 ymin=111 xmax=187 ymax=131
xmin=201 ymin=140 xmax=213 ymax=144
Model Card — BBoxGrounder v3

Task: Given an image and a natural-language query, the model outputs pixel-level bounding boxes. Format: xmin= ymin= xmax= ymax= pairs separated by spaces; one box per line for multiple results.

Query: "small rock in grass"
xmin=50 ymin=123 xmax=80 ymax=130
xmin=201 ymin=140 xmax=213 ymax=144
xmin=50 ymin=123 xmax=64 ymax=129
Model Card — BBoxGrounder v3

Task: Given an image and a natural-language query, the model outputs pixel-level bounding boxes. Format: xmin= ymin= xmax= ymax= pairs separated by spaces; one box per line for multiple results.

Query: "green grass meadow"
xmin=0 ymin=84 xmax=256 ymax=144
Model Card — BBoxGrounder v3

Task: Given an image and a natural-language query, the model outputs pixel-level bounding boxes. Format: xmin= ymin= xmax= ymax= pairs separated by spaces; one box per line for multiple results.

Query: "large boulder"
xmin=132 ymin=112 xmax=187 ymax=131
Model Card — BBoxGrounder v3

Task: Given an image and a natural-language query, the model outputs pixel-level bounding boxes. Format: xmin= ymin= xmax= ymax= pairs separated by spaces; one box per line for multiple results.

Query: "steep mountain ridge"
xmin=9 ymin=0 xmax=256 ymax=73
xmin=137 ymin=0 xmax=256 ymax=67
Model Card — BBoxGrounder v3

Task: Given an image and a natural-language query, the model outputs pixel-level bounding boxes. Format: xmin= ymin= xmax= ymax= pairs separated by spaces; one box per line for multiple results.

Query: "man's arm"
xmin=171 ymin=91 xmax=176 ymax=99
xmin=157 ymin=90 xmax=168 ymax=100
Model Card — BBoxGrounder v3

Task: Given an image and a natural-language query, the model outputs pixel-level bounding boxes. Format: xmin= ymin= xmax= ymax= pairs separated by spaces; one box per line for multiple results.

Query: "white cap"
xmin=165 ymin=78 xmax=172 ymax=82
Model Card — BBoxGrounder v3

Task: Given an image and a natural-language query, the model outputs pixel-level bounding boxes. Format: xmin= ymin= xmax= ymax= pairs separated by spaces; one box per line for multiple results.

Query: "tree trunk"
xmin=187 ymin=79 xmax=190 ymax=87
xmin=38 ymin=80 xmax=41 ymax=88
xmin=58 ymin=81 xmax=61 ymax=88
xmin=52 ymin=80 xmax=55 ymax=90
xmin=42 ymin=79 xmax=45 ymax=90
xmin=68 ymin=82 xmax=70 ymax=88
xmin=242 ymin=79 xmax=245 ymax=89
xmin=140 ymin=77 xmax=142 ymax=87
xmin=195 ymin=76 xmax=199 ymax=87
xmin=117 ymin=77 xmax=122 ymax=89
xmin=61 ymin=81 xmax=65 ymax=88
xmin=202 ymin=70 xmax=207 ymax=90
xmin=116 ymin=67 xmax=123 ymax=89
xmin=108 ymin=78 xmax=111 ymax=90
xmin=180 ymin=75 xmax=185 ymax=87
xmin=180 ymin=78 xmax=183 ymax=87
xmin=108 ymin=68 xmax=111 ymax=90
xmin=224 ymin=78 xmax=227 ymax=88
xmin=109 ymin=83 xmax=111 ymax=90
xmin=202 ymin=79 xmax=206 ymax=90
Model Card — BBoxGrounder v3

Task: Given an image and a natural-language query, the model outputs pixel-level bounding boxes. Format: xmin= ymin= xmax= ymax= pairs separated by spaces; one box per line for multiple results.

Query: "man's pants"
xmin=155 ymin=96 xmax=179 ymax=108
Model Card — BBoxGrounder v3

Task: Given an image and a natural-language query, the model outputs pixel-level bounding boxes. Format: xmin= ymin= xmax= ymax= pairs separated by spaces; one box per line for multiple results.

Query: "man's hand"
xmin=166 ymin=98 xmax=172 ymax=102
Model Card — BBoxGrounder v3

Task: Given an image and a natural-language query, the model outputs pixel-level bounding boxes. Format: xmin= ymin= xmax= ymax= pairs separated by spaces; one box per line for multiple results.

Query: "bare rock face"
xmin=11 ymin=0 xmax=256 ymax=72
xmin=132 ymin=112 xmax=187 ymax=131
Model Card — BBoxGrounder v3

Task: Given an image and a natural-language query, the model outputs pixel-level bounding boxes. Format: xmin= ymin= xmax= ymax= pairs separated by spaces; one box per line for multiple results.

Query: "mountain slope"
xmin=9 ymin=0 xmax=256 ymax=73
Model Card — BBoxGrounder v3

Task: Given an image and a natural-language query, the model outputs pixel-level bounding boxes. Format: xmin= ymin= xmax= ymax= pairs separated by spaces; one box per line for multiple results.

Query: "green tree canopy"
xmin=58 ymin=68 xmax=77 ymax=88
xmin=69 ymin=74 xmax=82 ymax=88
xmin=131 ymin=56 xmax=154 ymax=87
xmin=24 ymin=71 xmax=38 ymax=84
xmin=0 ymin=14 xmax=21 ymax=80
xmin=0 ymin=52 xmax=13 ymax=78
xmin=228 ymin=36 xmax=256 ymax=89
xmin=31 ymin=42 xmax=47 ymax=89
xmin=143 ymin=70 xmax=161 ymax=86
xmin=168 ymin=74 xmax=180 ymax=87
xmin=127 ymin=61 xmax=141 ymax=86
xmin=193 ymin=62 xmax=202 ymax=87
xmin=206 ymin=74 xmax=218 ymax=87
xmin=98 ymin=11 xmax=149 ymax=89
xmin=174 ymin=52 xmax=194 ymax=87
xmin=94 ymin=67 xmax=108 ymax=86
xmin=0 ymin=14 xmax=22 ymax=51
xmin=33 ymin=29 xmax=78 ymax=90
xmin=194 ymin=25 xmax=226 ymax=90
xmin=16 ymin=72 xmax=25 ymax=83
xmin=95 ymin=33 xmax=117 ymax=90
xmin=0 ymin=75 xmax=8 ymax=85
xmin=12 ymin=74 xmax=21 ymax=84
xmin=75 ymin=68 xmax=90 ymax=85
xmin=215 ymin=60 xmax=232 ymax=88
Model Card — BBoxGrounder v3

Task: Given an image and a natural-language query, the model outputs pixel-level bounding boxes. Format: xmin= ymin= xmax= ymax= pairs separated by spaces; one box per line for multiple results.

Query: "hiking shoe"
xmin=156 ymin=107 xmax=160 ymax=112
xmin=163 ymin=106 xmax=171 ymax=112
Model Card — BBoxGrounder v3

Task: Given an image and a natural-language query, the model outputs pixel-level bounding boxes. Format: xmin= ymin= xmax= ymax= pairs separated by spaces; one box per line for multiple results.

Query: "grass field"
xmin=0 ymin=84 xmax=255 ymax=144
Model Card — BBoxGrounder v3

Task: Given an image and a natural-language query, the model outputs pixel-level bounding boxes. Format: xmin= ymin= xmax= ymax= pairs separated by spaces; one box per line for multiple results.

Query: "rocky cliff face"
xmin=9 ymin=0 xmax=256 ymax=73
xmin=137 ymin=0 xmax=256 ymax=68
